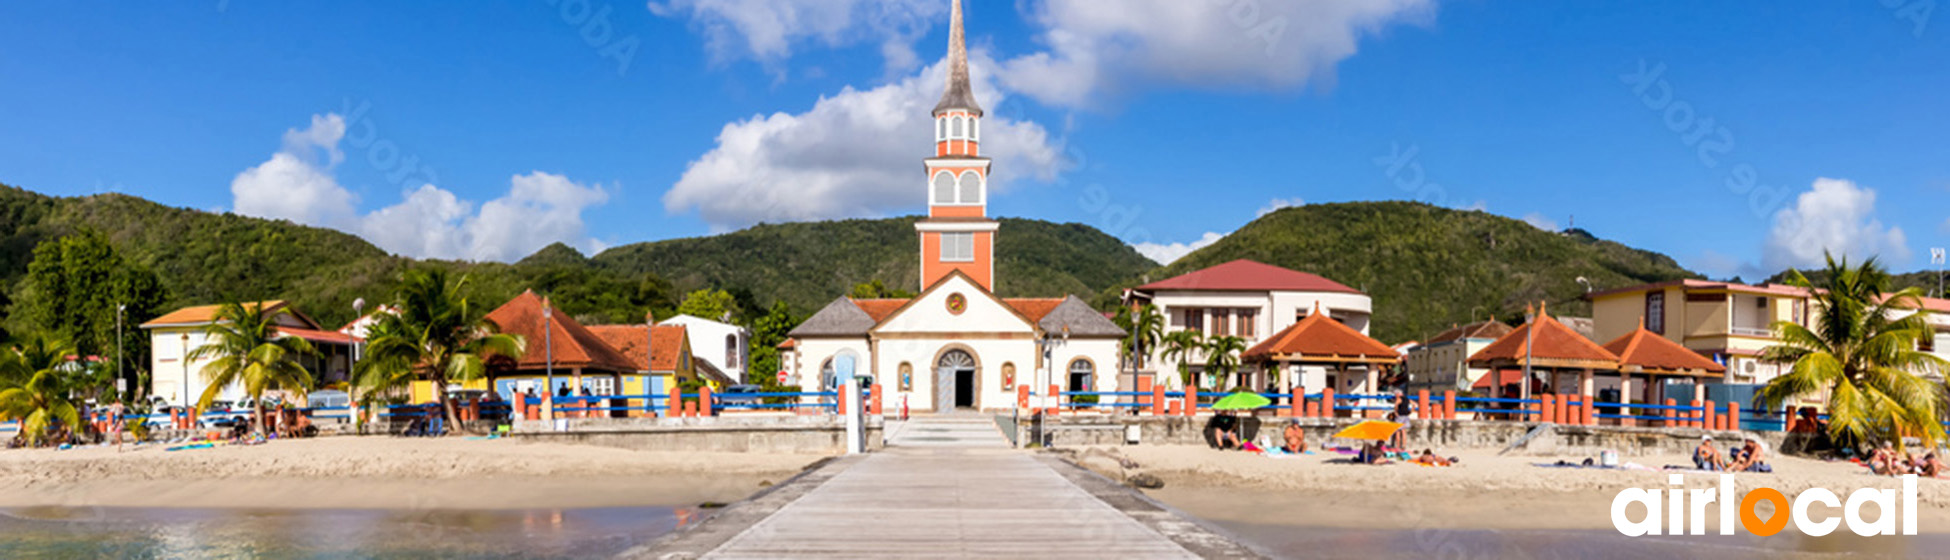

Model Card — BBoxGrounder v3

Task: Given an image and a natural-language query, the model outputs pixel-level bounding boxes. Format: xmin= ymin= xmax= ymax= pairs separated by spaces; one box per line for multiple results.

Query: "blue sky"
xmin=1 ymin=1 xmax=1945 ymax=280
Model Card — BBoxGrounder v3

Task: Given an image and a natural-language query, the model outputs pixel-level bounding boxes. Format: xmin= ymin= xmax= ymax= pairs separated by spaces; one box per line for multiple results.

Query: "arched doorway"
xmin=936 ymin=349 xmax=977 ymax=411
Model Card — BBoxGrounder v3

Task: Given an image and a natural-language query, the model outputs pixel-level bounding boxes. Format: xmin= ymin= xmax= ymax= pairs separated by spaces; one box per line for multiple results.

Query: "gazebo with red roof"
xmin=1601 ymin=321 xmax=1727 ymax=412
xmin=483 ymin=290 xmax=639 ymax=400
xmin=1467 ymin=303 xmax=1620 ymax=416
xmin=1243 ymin=303 xmax=1401 ymax=404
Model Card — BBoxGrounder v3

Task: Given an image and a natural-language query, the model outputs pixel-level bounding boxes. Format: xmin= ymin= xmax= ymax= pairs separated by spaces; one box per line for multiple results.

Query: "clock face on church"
xmin=946 ymin=293 xmax=968 ymax=315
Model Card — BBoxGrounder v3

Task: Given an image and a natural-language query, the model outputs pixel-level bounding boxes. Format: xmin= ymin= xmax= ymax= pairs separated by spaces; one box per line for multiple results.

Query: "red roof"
xmin=1243 ymin=309 xmax=1399 ymax=364
xmin=1603 ymin=327 xmax=1726 ymax=376
xmin=274 ymin=327 xmax=359 ymax=345
xmin=778 ymin=338 xmax=797 ymax=350
xmin=851 ymin=299 xmax=908 ymax=322
xmin=587 ymin=324 xmax=690 ymax=372
xmin=141 ymin=301 xmax=311 ymax=329
xmin=1136 ymin=260 xmax=1361 ymax=294
xmin=1468 ymin=306 xmax=1619 ymax=369
xmin=1003 ymin=298 xmax=1066 ymax=322
xmin=484 ymin=291 xmax=636 ymax=373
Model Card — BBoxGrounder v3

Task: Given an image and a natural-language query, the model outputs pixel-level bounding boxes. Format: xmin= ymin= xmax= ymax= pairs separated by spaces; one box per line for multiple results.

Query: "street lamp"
xmin=116 ymin=304 xmax=125 ymax=400
xmin=544 ymin=300 xmax=554 ymax=397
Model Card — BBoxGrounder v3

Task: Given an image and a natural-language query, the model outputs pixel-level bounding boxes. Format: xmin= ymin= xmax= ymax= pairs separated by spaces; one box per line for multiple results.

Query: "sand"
xmin=0 ymin=437 xmax=829 ymax=510
xmin=1067 ymin=444 xmax=1950 ymax=534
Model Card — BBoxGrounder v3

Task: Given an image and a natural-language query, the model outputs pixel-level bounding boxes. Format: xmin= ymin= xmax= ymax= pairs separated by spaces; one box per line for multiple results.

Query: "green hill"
xmin=1139 ymin=201 xmax=1703 ymax=344
xmin=590 ymin=216 xmax=1159 ymax=314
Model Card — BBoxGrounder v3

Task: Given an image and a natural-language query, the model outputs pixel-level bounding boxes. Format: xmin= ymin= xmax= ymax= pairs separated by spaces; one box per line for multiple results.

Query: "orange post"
xmin=1416 ymin=390 xmax=1431 ymax=421
xmin=1441 ymin=390 xmax=1456 ymax=420
xmin=1167 ymin=400 xmax=1181 ymax=416
xmin=1292 ymin=386 xmax=1306 ymax=418
xmin=1152 ymin=385 xmax=1168 ymax=417
xmin=1321 ymin=388 xmax=1336 ymax=419
xmin=1662 ymin=398 xmax=1676 ymax=428
xmin=1689 ymin=399 xmax=1704 ymax=429
xmin=1582 ymin=399 xmax=1595 ymax=426
xmin=1017 ymin=384 xmax=1030 ymax=409
xmin=700 ymin=386 xmax=715 ymax=417
xmin=836 ymin=386 xmax=847 ymax=415
xmin=1183 ymin=385 xmax=1199 ymax=417
xmin=1048 ymin=383 xmax=1062 ymax=416
xmin=1540 ymin=394 xmax=1556 ymax=423
xmin=1137 ymin=377 xmax=1154 ymax=416
xmin=870 ymin=383 xmax=883 ymax=416
xmin=668 ymin=390 xmax=683 ymax=418
xmin=1727 ymin=402 xmax=1741 ymax=432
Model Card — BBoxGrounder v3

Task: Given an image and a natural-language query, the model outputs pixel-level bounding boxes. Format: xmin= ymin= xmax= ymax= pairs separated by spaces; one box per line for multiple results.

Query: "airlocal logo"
xmin=1613 ymin=474 xmax=1918 ymax=537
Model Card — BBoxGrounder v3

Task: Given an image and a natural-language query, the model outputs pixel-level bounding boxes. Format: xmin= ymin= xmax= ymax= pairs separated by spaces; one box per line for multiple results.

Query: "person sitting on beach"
xmin=1727 ymin=438 xmax=1769 ymax=473
xmin=1869 ymin=441 xmax=1900 ymax=475
xmin=1358 ymin=442 xmax=1392 ymax=465
xmin=1919 ymin=452 xmax=1946 ymax=478
xmin=1209 ymin=413 xmax=1243 ymax=450
xmin=1281 ymin=421 xmax=1308 ymax=454
xmin=1693 ymin=436 xmax=1725 ymax=471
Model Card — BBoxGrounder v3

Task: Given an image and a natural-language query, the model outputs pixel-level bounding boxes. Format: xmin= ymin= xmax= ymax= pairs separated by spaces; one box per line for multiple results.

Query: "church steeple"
xmin=933 ymin=0 xmax=983 ymax=117
xmin=917 ymin=0 xmax=997 ymax=293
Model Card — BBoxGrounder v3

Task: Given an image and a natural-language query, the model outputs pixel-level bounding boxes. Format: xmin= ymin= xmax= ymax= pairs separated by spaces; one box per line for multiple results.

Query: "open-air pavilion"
xmin=1599 ymin=321 xmax=1728 ymax=425
xmin=1243 ymin=305 xmax=1400 ymax=415
xmin=1466 ymin=304 xmax=1620 ymax=419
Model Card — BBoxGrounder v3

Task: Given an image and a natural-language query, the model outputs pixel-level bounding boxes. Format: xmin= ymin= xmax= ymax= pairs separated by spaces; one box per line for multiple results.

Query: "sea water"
xmin=0 ymin=505 xmax=697 ymax=559
xmin=1209 ymin=521 xmax=1950 ymax=560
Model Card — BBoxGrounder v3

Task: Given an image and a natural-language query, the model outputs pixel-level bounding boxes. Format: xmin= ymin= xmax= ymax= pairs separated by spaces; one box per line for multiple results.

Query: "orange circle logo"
xmin=1740 ymin=488 xmax=1790 ymax=536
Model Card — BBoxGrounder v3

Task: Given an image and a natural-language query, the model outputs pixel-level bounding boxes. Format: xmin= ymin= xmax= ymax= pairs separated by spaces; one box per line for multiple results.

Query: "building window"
xmin=952 ymin=116 xmax=964 ymax=138
xmin=937 ymin=118 xmax=946 ymax=141
xmin=933 ymin=171 xmax=955 ymax=205
xmin=725 ymin=335 xmax=739 ymax=369
xmin=970 ymin=117 xmax=979 ymax=141
xmin=1239 ymin=308 xmax=1258 ymax=338
xmin=1645 ymin=292 xmax=1665 ymax=334
xmin=1185 ymin=309 xmax=1205 ymax=334
xmin=942 ymin=232 xmax=975 ymax=262
xmin=899 ymin=362 xmax=913 ymax=391
xmin=1068 ymin=359 xmax=1094 ymax=392
xmin=958 ymin=170 xmax=981 ymax=204
xmin=1793 ymin=299 xmax=1807 ymax=326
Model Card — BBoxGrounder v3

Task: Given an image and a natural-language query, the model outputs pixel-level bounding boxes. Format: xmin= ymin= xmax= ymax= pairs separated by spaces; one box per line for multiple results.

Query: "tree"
xmin=677 ymin=288 xmax=738 ymax=322
xmin=1159 ymin=330 xmax=1205 ymax=389
xmin=1114 ymin=304 xmax=1165 ymax=372
xmin=187 ymin=302 xmax=319 ymax=438
xmin=1204 ymin=335 xmax=1249 ymax=390
xmin=16 ymin=231 xmax=167 ymax=395
xmin=849 ymin=280 xmax=915 ymax=300
xmin=0 ymin=334 xmax=83 ymax=447
xmin=355 ymin=269 xmax=525 ymax=433
xmin=1759 ymin=253 xmax=1950 ymax=449
xmin=747 ymin=301 xmax=801 ymax=383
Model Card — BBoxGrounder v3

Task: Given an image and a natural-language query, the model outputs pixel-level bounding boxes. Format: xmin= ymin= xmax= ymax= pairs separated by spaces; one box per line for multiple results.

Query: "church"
xmin=781 ymin=0 xmax=1125 ymax=413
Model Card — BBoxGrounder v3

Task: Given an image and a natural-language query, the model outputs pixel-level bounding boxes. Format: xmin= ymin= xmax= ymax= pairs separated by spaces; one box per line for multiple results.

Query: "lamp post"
xmin=180 ymin=332 xmax=190 ymax=408
xmin=1521 ymin=305 xmax=1535 ymax=404
xmin=544 ymin=300 xmax=554 ymax=396
xmin=116 ymin=304 xmax=125 ymax=401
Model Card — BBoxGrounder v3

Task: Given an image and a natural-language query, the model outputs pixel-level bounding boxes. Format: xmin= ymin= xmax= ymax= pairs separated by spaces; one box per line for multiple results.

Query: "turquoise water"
xmin=0 ymin=506 xmax=697 ymax=559
xmin=1211 ymin=521 xmax=1950 ymax=560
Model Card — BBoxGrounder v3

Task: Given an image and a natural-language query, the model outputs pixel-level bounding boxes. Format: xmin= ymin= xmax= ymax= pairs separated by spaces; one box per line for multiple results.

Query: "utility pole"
xmin=116 ymin=304 xmax=125 ymax=401
xmin=1933 ymin=248 xmax=1945 ymax=298
xmin=544 ymin=299 xmax=555 ymax=396
xmin=1521 ymin=303 xmax=1535 ymax=405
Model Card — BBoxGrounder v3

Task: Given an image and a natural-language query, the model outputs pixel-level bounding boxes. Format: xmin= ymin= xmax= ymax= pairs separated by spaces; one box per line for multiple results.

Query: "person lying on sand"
xmin=1693 ymin=436 xmax=1724 ymax=471
xmin=1281 ymin=421 xmax=1308 ymax=454
xmin=1920 ymin=452 xmax=1946 ymax=478
xmin=1412 ymin=449 xmax=1453 ymax=467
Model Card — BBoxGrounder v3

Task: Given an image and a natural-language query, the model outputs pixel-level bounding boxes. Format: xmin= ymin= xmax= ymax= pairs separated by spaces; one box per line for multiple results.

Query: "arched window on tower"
xmin=958 ymin=170 xmax=981 ymax=204
xmin=933 ymin=171 xmax=955 ymax=204
xmin=970 ymin=118 xmax=979 ymax=142
xmin=937 ymin=118 xmax=946 ymax=141
xmin=952 ymin=116 xmax=964 ymax=139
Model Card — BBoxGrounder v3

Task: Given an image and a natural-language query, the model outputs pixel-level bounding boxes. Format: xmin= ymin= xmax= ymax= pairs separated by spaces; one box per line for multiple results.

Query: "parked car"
xmin=308 ymin=390 xmax=351 ymax=410
xmin=719 ymin=384 xmax=764 ymax=406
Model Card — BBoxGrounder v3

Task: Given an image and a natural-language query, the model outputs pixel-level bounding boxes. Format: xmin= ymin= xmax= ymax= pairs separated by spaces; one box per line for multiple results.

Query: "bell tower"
xmin=917 ymin=0 xmax=997 ymax=292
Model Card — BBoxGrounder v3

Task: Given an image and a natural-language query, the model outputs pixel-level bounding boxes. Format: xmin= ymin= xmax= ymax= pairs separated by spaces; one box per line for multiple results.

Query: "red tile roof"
xmin=851 ymin=299 xmax=909 ymax=322
xmin=778 ymin=338 xmax=797 ymax=350
xmin=142 ymin=301 xmax=300 ymax=328
xmin=587 ymin=324 xmax=690 ymax=373
xmin=1468 ymin=306 xmax=1619 ymax=370
xmin=1003 ymin=298 xmax=1066 ymax=322
xmin=1137 ymin=260 xmax=1361 ymax=294
xmin=1243 ymin=309 xmax=1399 ymax=364
xmin=484 ymin=291 xmax=636 ymax=373
xmin=274 ymin=327 xmax=360 ymax=345
xmin=1603 ymin=327 xmax=1726 ymax=376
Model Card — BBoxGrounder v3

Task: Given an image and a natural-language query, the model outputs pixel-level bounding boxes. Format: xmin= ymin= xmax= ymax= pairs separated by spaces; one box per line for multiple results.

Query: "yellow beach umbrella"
xmin=1332 ymin=420 xmax=1404 ymax=441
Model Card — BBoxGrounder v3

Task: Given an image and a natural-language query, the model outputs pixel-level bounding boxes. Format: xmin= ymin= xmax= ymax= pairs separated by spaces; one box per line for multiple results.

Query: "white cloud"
xmin=1763 ymin=178 xmax=1909 ymax=271
xmin=1134 ymin=231 xmax=1226 ymax=266
xmin=1521 ymin=212 xmax=1559 ymax=232
xmin=662 ymin=54 xmax=1065 ymax=230
xmin=647 ymin=0 xmax=944 ymax=75
xmin=1002 ymin=0 xmax=1436 ymax=107
xmin=229 ymin=114 xmax=610 ymax=262
xmin=1258 ymin=197 xmax=1303 ymax=217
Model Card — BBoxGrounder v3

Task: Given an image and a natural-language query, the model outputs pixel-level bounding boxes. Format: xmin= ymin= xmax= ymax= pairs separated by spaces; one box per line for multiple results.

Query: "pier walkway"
xmin=639 ymin=415 xmax=1260 ymax=559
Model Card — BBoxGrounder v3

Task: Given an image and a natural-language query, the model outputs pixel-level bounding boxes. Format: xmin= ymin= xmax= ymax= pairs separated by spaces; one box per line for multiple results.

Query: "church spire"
xmin=933 ymin=0 xmax=983 ymax=117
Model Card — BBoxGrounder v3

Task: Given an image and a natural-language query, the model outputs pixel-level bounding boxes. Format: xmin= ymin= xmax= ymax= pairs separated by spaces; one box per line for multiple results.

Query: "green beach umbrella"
xmin=1212 ymin=391 xmax=1271 ymax=411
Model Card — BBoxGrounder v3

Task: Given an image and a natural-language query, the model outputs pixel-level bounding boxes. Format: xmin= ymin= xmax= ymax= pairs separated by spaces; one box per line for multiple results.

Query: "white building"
xmin=143 ymin=301 xmax=358 ymax=407
xmin=781 ymin=2 xmax=1125 ymax=412
xmin=658 ymin=314 xmax=752 ymax=384
xmin=1404 ymin=321 xmax=1514 ymax=391
xmin=1125 ymin=259 xmax=1376 ymax=390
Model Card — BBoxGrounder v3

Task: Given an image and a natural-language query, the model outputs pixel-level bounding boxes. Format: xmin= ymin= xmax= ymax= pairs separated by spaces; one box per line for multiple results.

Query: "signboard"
xmin=777 ymin=371 xmax=789 ymax=385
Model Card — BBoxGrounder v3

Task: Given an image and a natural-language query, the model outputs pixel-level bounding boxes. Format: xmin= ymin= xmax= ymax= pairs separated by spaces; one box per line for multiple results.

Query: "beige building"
xmin=1125 ymin=259 xmax=1375 ymax=391
xmin=1404 ymin=321 xmax=1513 ymax=392
xmin=1585 ymin=280 xmax=1811 ymax=385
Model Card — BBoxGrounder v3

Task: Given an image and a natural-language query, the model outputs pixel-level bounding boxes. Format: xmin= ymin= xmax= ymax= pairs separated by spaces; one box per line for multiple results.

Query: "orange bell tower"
xmin=917 ymin=0 xmax=997 ymax=292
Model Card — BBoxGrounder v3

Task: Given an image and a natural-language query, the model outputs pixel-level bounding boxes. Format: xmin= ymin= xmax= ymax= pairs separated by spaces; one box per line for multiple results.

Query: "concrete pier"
xmin=636 ymin=416 xmax=1260 ymax=559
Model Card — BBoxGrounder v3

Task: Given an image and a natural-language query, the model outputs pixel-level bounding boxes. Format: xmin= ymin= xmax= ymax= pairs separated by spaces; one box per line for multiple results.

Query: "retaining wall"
xmin=1027 ymin=415 xmax=1785 ymax=457
xmin=511 ymin=415 xmax=882 ymax=454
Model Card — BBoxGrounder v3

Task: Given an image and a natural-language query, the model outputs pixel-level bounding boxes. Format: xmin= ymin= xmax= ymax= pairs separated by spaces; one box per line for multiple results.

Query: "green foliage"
xmin=677 ymin=288 xmax=737 ymax=322
xmin=357 ymin=269 xmax=527 ymax=432
xmin=1113 ymin=304 xmax=1164 ymax=371
xmin=0 ymin=334 xmax=84 ymax=446
xmin=1144 ymin=202 xmax=1700 ymax=343
xmin=1203 ymin=335 xmax=1249 ymax=390
xmin=16 ymin=231 xmax=167 ymax=392
xmin=747 ymin=301 xmax=801 ymax=382
xmin=849 ymin=279 xmax=915 ymax=299
xmin=1159 ymin=330 xmax=1205 ymax=389
xmin=187 ymin=302 xmax=320 ymax=437
xmin=1758 ymin=254 xmax=1950 ymax=448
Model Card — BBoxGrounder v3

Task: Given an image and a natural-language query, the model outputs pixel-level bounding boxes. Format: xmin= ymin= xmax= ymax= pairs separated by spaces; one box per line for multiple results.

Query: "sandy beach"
xmin=1067 ymin=444 xmax=1950 ymax=534
xmin=0 ymin=437 xmax=829 ymax=511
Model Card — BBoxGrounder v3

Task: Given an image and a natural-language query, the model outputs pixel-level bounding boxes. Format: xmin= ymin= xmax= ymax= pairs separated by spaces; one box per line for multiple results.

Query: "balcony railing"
xmin=1730 ymin=326 xmax=1772 ymax=337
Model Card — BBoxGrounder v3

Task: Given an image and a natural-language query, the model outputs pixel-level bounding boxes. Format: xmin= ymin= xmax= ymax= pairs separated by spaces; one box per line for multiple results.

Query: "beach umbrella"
xmin=1212 ymin=392 xmax=1271 ymax=411
xmin=1332 ymin=420 xmax=1404 ymax=441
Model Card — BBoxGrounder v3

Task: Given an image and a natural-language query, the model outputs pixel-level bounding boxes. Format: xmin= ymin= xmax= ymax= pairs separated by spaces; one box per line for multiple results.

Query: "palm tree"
xmin=1115 ymin=304 xmax=1165 ymax=373
xmin=355 ymin=269 xmax=524 ymax=433
xmin=1204 ymin=335 xmax=1250 ymax=390
xmin=187 ymin=302 xmax=318 ymax=438
xmin=1159 ymin=330 xmax=1205 ymax=390
xmin=1758 ymin=253 xmax=1950 ymax=449
xmin=0 ymin=335 xmax=83 ymax=446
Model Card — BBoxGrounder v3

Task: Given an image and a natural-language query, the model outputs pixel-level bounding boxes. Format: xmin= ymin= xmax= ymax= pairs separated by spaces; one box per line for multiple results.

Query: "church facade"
xmin=783 ymin=0 xmax=1124 ymax=412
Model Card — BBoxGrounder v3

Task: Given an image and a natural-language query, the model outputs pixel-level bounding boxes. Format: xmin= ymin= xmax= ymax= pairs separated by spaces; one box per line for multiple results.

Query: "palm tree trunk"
xmin=253 ymin=400 xmax=265 ymax=438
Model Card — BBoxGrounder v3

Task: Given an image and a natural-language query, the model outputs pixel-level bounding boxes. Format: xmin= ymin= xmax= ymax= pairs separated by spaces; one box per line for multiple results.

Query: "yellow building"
xmin=142 ymin=301 xmax=358 ymax=407
xmin=1585 ymin=280 xmax=1811 ymax=385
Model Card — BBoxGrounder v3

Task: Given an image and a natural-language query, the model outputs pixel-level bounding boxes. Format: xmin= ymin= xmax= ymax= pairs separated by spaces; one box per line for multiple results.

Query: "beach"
xmin=0 ymin=437 xmax=829 ymax=511
xmin=1067 ymin=444 xmax=1950 ymax=534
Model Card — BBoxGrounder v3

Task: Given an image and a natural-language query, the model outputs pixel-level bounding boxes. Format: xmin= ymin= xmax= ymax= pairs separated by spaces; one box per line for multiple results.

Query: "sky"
xmin=1 ymin=1 xmax=1946 ymax=282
